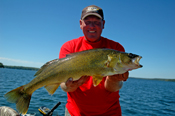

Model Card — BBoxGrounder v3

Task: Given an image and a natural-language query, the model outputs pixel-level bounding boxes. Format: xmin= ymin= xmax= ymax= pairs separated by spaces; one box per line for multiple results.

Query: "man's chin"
xmin=85 ymin=37 xmax=100 ymax=42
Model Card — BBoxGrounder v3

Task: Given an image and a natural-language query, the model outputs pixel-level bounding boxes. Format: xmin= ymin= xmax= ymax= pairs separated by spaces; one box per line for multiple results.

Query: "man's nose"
xmin=89 ymin=22 xmax=95 ymax=27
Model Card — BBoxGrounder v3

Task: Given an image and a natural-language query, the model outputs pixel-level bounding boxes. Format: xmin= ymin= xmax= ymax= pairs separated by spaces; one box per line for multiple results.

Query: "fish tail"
xmin=4 ymin=86 xmax=31 ymax=114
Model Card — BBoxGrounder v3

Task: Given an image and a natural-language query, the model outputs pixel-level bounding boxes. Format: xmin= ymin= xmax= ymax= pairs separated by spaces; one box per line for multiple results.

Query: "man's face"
xmin=80 ymin=15 xmax=105 ymax=42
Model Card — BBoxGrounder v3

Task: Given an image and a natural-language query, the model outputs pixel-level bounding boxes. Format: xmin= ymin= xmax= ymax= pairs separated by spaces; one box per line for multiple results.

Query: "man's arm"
xmin=105 ymin=72 xmax=129 ymax=92
xmin=104 ymin=40 xmax=128 ymax=92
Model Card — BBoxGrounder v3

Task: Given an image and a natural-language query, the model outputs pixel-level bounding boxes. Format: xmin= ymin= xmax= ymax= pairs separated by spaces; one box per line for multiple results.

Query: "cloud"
xmin=0 ymin=57 xmax=43 ymax=67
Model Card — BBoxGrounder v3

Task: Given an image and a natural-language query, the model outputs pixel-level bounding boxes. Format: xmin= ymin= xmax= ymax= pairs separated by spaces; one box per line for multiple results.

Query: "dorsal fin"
xmin=34 ymin=59 xmax=59 ymax=76
xmin=66 ymin=52 xmax=78 ymax=57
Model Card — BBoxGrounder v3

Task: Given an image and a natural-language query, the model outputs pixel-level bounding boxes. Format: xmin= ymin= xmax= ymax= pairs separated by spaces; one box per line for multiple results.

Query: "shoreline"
xmin=1 ymin=66 xmax=174 ymax=82
xmin=130 ymin=77 xmax=175 ymax=82
xmin=1 ymin=65 xmax=39 ymax=71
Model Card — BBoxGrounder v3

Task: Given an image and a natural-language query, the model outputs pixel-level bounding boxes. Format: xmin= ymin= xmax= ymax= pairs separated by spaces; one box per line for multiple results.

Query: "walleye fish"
xmin=4 ymin=48 xmax=142 ymax=114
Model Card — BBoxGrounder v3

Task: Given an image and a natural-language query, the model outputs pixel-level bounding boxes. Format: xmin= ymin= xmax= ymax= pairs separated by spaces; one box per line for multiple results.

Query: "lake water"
xmin=0 ymin=68 xmax=175 ymax=116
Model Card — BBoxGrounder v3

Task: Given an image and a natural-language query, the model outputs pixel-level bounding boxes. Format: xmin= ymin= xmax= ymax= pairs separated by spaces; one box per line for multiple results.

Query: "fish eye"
xmin=128 ymin=53 xmax=139 ymax=59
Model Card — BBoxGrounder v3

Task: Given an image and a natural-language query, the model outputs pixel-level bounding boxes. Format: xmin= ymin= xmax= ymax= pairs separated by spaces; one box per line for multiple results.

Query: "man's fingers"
xmin=65 ymin=76 xmax=89 ymax=87
xmin=66 ymin=77 xmax=73 ymax=86
xmin=108 ymin=71 xmax=129 ymax=81
xmin=77 ymin=76 xmax=89 ymax=86
xmin=123 ymin=72 xmax=129 ymax=81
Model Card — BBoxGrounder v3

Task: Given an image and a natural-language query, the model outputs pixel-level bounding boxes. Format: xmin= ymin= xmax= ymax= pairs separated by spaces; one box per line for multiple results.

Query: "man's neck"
xmin=85 ymin=37 xmax=101 ymax=43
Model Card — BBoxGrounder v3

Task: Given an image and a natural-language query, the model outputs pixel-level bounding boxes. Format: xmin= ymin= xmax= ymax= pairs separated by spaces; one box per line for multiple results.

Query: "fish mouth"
xmin=132 ymin=56 xmax=142 ymax=67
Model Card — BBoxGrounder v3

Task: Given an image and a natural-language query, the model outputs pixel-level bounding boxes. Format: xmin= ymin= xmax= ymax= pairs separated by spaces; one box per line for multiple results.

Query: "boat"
xmin=0 ymin=101 xmax=61 ymax=116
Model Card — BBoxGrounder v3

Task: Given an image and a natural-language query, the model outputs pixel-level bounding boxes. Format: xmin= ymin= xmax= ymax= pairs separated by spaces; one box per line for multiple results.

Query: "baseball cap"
xmin=81 ymin=5 xmax=104 ymax=20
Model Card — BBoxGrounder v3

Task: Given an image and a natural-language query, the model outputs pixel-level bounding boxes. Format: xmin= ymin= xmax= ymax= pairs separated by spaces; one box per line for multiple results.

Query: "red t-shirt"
xmin=59 ymin=36 xmax=125 ymax=116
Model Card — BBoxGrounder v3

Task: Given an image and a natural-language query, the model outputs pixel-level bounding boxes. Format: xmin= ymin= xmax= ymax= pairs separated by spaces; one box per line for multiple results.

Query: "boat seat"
xmin=0 ymin=106 xmax=20 ymax=116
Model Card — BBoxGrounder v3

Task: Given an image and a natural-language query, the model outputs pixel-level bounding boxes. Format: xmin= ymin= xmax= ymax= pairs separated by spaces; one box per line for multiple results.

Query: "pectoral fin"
xmin=105 ymin=54 xmax=119 ymax=68
xmin=44 ymin=83 xmax=60 ymax=95
xmin=92 ymin=76 xmax=103 ymax=86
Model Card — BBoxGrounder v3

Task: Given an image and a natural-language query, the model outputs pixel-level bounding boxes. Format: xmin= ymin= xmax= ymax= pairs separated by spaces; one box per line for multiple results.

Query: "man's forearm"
xmin=105 ymin=76 xmax=123 ymax=92
xmin=105 ymin=72 xmax=129 ymax=92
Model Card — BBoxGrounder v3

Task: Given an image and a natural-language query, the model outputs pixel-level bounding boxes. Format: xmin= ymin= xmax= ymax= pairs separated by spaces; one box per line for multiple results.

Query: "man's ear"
xmin=102 ymin=20 xmax=105 ymax=29
xmin=80 ymin=20 xmax=83 ymax=30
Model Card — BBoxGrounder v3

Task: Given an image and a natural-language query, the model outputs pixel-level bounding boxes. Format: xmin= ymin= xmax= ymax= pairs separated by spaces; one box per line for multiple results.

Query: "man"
xmin=59 ymin=5 xmax=129 ymax=116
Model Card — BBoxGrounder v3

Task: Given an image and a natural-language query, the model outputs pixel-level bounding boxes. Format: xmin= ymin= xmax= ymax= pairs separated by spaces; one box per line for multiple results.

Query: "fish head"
xmin=118 ymin=53 xmax=142 ymax=71
xmin=107 ymin=52 xmax=142 ymax=74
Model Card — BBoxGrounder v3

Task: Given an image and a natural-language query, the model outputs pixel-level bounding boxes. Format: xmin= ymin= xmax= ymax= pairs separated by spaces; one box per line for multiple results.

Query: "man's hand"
xmin=108 ymin=71 xmax=129 ymax=81
xmin=60 ymin=76 xmax=89 ymax=92
xmin=105 ymin=71 xmax=129 ymax=92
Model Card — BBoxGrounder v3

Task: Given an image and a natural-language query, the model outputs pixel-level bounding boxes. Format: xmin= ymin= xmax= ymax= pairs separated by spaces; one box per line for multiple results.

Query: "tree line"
xmin=0 ymin=62 xmax=39 ymax=71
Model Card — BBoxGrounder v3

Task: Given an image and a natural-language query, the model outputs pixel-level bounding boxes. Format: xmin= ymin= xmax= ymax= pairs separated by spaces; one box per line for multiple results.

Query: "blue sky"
xmin=0 ymin=0 xmax=175 ymax=79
